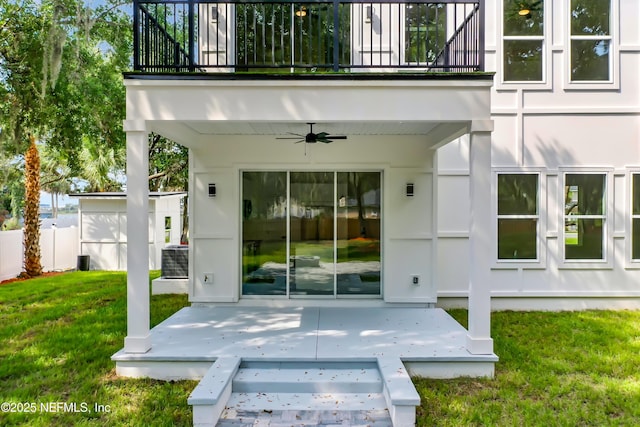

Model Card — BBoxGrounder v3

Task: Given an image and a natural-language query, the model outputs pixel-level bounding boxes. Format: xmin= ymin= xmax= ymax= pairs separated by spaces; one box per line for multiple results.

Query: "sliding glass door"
xmin=336 ymin=172 xmax=381 ymax=295
xmin=289 ymin=172 xmax=335 ymax=295
xmin=242 ymin=172 xmax=288 ymax=295
xmin=242 ymin=171 xmax=381 ymax=298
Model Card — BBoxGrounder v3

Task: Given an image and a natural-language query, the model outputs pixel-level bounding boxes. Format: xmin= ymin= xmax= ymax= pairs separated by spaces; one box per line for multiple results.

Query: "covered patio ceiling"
xmin=125 ymin=76 xmax=492 ymax=150
xmin=150 ymin=119 xmax=470 ymax=151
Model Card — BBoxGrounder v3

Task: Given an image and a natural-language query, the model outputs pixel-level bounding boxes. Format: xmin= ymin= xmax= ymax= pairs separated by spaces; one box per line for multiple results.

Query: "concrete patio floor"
xmin=112 ymin=306 xmax=497 ymax=380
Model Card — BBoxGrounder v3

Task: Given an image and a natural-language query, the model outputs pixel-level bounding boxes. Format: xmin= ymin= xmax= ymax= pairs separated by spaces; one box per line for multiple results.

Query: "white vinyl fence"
xmin=0 ymin=227 xmax=79 ymax=281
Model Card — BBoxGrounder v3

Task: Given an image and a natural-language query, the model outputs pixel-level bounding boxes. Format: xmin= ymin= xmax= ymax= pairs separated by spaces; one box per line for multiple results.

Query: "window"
xmin=563 ymin=173 xmax=606 ymax=260
xmin=164 ymin=216 xmax=172 ymax=243
xmin=570 ymin=0 xmax=611 ymax=82
xmin=405 ymin=3 xmax=446 ymax=64
xmin=503 ymin=0 xmax=544 ymax=82
xmin=497 ymin=173 xmax=539 ymax=260
xmin=632 ymin=174 xmax=640 ymax=260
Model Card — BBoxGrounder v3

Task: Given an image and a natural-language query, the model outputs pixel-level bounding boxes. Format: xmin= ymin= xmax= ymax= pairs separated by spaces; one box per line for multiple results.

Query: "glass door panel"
xmin=242 ymin=172 xmax=288 ymax=295
xmin=336 ymin=172 xmax=381 ymax=295
xmin=289 ymin=172 xmax=335 ymax=296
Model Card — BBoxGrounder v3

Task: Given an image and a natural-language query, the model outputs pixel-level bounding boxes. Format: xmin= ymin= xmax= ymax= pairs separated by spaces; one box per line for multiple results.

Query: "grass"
xmin=1 ymin=273 xmax=639 ymax=426
xmin=0 ymin=271 xmax=195 ymax=426
xmin=414 ymin=310 xmax=640 ymax=426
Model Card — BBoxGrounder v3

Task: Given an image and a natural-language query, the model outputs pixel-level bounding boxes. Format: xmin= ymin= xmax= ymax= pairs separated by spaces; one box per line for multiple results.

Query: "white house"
xmin=435 ymin=0 xmax=640 ymax=311
xmin=70 ymin=192 xmax=185 ymax=270
xmin=114 ymin=0 xmax=639 ymax=424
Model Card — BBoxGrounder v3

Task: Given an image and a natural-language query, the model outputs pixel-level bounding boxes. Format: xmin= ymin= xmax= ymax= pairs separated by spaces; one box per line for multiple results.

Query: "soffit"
xmin=182 ymin=121 xmax=439 ymax=136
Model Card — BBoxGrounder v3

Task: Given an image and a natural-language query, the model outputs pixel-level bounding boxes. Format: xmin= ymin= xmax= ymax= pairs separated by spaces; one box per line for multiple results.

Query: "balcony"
xmin=133 ymin=0 xmax=484 ymax=74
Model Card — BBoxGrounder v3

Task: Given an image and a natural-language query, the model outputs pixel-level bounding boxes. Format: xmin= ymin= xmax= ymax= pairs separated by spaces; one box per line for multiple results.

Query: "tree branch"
xmin=148 ymin=170 xmax=168 ymax=181
xmin=41 ymin=174 xmax=68 ymax=187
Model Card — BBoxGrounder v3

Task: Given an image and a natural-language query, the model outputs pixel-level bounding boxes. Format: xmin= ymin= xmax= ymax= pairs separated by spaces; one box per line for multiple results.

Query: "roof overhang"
xmin=124 ymin=74 xmax=494 ymax=149
xmin=69 ymin=192 xmax=187 ymax=200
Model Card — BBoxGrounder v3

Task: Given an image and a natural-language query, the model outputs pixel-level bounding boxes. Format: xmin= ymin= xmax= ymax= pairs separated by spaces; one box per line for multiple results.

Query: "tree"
xmin=148 ymin=134 xmax=189 ymax=192
xmin=0 ymin=151 xmax=22 ymax=228
xmin=0 ymin=0 xmax=131 ymax=276
xmin=40 ymin=144 xmax=72 ymax=218
xmin=148 ymin=133 xmax=189 ymax=243
xmin=23 ymin=135 xmax=42 ymax=276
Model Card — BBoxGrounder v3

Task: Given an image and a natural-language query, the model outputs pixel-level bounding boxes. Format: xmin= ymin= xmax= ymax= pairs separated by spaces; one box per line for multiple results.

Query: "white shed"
xmin=70 ymin=192 xmax=186 ymax=271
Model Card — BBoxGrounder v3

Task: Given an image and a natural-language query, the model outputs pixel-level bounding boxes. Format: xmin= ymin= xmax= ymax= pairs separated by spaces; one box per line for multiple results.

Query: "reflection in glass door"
xmin=289 ymin=172 xmax=335 ymax=296
xmin=336 ymin=172 xmax=381 ymax=295
xmin=241 ymin=171 xmax=381 ymax=298
xmin=241 ymin=172 xmax=287 ymax=295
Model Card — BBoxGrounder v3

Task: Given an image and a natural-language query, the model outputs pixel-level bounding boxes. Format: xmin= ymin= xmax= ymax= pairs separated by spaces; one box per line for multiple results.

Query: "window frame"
xmin=627 ymin=169 xmax=640 ymax=268
xmin=559 ymin=169 xmax=613 ymax=268
xmin=498 ymin=0 xmax=550 ymax=88
xmin=493 ymin=169 xmax=546 ymax=268
xmin=565 ymin=0 xmax=619 ymax=90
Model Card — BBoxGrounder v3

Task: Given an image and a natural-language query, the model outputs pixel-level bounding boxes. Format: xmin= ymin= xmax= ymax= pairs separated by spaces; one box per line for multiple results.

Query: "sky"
xmin=40 ymin=192 xmax=78 ymax=207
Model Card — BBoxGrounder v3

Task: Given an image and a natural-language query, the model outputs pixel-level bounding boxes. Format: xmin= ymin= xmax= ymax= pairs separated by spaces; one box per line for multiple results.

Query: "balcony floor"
xmin=112 ymin=306 xmax=497 ymax=380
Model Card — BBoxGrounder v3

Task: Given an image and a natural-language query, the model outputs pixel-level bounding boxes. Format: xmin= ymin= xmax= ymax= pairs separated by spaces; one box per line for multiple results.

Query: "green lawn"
xmin=1 ymin=272 xmax=639 ymax=426
xmin=0 ymin=271 xmax=195 ymax=426
xmin=415 ymin=310 xmax=640 ymax=426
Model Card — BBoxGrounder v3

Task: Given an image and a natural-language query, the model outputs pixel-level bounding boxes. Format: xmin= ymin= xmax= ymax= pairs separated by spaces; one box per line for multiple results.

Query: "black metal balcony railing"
xmin=133 ymin=0 xmax=484 ymax=73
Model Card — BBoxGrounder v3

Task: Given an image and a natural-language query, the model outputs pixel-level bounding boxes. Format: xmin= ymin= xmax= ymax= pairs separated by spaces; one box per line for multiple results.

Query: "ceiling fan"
xmin=276 ymin=123 xmax=347 ymax=144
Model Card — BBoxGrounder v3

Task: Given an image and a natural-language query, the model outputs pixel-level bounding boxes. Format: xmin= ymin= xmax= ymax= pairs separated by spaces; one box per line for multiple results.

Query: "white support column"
xmin=123 ymin=120 xmax=151 ymax=354
xmin=467 ymin=120 xmax=494 ymax=355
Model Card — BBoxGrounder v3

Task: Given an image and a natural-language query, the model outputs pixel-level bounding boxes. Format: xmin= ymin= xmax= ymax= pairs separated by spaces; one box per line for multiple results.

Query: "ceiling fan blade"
xmin=277 ymin=132 xmax=305 ymax=139
xmin=275 ymin=124 xmax=347 ymax=145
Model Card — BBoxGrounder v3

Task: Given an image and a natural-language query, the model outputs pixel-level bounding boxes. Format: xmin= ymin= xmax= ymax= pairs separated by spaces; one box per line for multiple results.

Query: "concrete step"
xmin=217 ymin=408 xmax=393 ymax=427
xmin=219 ymin=362 xmax=393 ymax=426
xmin=191 ymin=358 xmax=419 ymax=427
xmin=233 ymin=361 xmax=383 ymax=394
xmin=224 ymin=391 xmax=388 ymax=411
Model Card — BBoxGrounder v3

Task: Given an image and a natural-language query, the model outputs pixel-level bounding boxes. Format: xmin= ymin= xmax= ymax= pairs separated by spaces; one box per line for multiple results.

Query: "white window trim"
xmin=559 ymin=168 xmax=614 ymax=269
xmin=492 ymin=168 xmax=547 ymax=269
xmin=564 ymin=0 xmax=619 ymax=90
xmin=626 ymin=169 xmax=640 ymax=269
xmin=497 ymin=0 xmax=551 ymax=89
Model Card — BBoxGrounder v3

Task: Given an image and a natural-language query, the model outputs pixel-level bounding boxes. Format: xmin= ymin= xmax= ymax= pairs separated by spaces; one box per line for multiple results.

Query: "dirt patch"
xmin=0 ymin=271 xmax=68 ymax=286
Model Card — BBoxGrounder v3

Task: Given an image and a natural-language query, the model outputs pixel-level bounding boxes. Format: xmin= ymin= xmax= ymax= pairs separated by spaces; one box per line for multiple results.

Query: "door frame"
xmin=239 ymin=168 xmax=384 ymax=299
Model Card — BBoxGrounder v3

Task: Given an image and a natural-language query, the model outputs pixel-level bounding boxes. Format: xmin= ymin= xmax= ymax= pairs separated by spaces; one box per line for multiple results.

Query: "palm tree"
xmin=23 ymin=135 xmax=43 ymax=277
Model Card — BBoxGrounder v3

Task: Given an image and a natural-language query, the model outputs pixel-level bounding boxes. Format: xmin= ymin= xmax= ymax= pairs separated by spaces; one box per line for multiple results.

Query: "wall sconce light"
xmin=365 ymin=5 xmax=373 ymax=23
xmin=406 ymin=183 xmax=414 ymax=197
xmin=208 ymin=183 xmax=217 ymax=197
xmin=295 ymin=7 xmax=307 ymax=17
xmin=211 ymin=6 xmax=218 ymax=22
